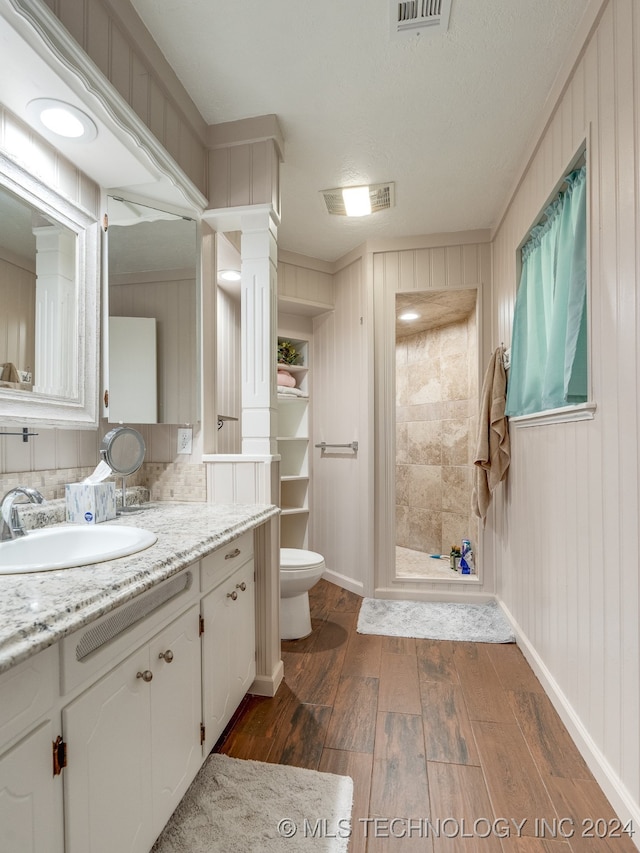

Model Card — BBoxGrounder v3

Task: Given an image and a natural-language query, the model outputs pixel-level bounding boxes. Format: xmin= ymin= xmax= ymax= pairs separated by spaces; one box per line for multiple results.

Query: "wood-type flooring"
xmin=216 ymin=580 xmax=636 ymax=852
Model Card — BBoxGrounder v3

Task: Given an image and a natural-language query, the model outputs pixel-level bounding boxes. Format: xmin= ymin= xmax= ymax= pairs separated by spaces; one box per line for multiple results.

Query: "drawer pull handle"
xmin=236 ymin=582 xmax=247 ymax=592
xmin=225 ymin=548 xmax=241 ymax=560
xmin=136 ymin=670 xmax=153 ymax=682
xmin=158 ymin=649 xmax=174 ymax=663
xmin=227 ymin=590 xmax=238 ymax=601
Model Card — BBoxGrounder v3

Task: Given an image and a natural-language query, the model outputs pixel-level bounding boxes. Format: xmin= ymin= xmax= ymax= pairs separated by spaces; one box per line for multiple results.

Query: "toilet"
xmin=280 ymin=548 xmax=325 ymax=640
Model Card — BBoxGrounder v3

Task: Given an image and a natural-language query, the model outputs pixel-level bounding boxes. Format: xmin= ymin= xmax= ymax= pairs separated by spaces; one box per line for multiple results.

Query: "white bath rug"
xmin=151 ymin=753 xmax=353 ymax=853
xmin=357 ymin=598 xmax=515 ymax=643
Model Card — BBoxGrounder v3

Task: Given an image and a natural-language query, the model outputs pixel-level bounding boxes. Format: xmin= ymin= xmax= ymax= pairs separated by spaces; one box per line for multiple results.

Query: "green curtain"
xmin=505 ymin=166 xmax=587 ymax=416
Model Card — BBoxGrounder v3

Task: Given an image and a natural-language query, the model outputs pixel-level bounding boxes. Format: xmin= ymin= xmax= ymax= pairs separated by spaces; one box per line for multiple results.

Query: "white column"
xmin=239 ymin=206 xmax=278 ymax=456
xmin=201 ymin=203 xmax=280 ymax=495
xmin=32 ymin=225 xmax=77 ymax=397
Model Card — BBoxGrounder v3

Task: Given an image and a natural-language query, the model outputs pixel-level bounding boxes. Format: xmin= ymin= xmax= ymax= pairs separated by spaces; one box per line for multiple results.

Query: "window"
xmin=505 ymin=164 xmax=587 ymax=418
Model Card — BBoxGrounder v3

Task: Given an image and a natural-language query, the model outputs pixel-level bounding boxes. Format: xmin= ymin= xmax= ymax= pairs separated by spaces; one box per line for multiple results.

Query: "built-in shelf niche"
xmin=277 ymin=334 xmax=310 ymax=549
xmin=277 ymin=397 xmax=308 ymax=436
xmin=280 ymin=477 xmax=309 ymax=513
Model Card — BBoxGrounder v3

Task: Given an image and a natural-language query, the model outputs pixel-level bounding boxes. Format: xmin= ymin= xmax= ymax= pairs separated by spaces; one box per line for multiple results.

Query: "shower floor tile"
xmin=395 ymin=545 xmax=461 ymax=580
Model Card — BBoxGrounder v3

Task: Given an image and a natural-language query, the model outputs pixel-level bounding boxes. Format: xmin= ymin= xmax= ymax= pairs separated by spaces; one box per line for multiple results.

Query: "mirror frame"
xmin=0 ymin=149 xmax=100 ymax=427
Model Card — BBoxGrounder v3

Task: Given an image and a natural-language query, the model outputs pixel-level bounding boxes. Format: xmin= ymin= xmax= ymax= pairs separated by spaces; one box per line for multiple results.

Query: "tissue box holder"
xmin=65 ymin=482 xmax=116 ymax=524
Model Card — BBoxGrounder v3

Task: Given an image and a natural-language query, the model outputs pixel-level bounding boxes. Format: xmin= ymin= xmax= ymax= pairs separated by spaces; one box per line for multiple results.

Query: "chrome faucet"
xmin=0 ymin=487 xmax=45 ymax=541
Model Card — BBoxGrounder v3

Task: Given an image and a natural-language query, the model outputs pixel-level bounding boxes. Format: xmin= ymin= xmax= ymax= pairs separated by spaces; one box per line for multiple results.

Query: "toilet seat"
xmin=280 ymin=548 xmax=324 ymax=571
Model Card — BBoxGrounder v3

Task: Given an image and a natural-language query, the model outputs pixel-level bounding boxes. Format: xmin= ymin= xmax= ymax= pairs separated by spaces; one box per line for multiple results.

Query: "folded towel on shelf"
xmin=472 ymin=345 xmax=511 ymax=522
xmin=277 ymin=368 xmax=297 ymax=388
xmin=277 ymin=385 xmax=308 ymax=398
xmin=0 ymin=362 xmax=19 ymax=383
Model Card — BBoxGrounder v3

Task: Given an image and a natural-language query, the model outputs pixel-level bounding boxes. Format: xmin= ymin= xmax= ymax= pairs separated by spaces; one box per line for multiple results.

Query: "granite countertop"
xmin=0 ymin=501 xmax=279 ymax=674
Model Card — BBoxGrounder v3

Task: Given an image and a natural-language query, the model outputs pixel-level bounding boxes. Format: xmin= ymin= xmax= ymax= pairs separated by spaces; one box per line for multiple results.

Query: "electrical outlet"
xmin=177 ymin=428 xmax=192 ymax=455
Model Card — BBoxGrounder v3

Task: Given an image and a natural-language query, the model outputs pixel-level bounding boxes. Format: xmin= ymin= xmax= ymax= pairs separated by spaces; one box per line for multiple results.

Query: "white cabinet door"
xmin=63 ymin=645 xmax=153 ymax=853
xmin=149 ymin=607 xmax=202 ymax=832
xmin=201 ymin=561 xmax=256 ymax=754
xmin=64 ymin=605 xmax=201 ymax=853
xmin=201 ymin=579 xmax=233 ymax=753
xmin=229 ymin=566 xmax=256 ymax=707
xmin=0 ymin=720 xmax=64 ymax=853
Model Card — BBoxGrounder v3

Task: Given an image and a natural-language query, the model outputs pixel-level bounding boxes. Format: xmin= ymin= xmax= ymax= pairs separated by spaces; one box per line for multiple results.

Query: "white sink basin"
xmin=0 ymin=525 xmax=158 ymax=574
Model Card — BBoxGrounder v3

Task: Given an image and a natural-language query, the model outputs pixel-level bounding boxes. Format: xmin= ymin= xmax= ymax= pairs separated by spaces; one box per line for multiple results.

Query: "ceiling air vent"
xmin=321 ymin=183 xmax=395 ymax=216
xmin=391 ymin=0 xmax=452 ymax=38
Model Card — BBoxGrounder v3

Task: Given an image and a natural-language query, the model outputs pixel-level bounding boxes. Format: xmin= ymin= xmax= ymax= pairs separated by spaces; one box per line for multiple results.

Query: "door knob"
xmin=226 ymin=590 xmax=238 ymax=601
xmin=136 ymin=670 xmax=153 ymax=682
xmin=236 ymin=582 xmax=246 ymax=592
xmin=158 ymin=649 xmax=174 ymax=663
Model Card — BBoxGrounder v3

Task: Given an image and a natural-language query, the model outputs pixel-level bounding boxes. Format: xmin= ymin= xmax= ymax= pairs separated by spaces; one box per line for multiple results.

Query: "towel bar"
xmin=315 ymin=441 xmax=358 ymax=452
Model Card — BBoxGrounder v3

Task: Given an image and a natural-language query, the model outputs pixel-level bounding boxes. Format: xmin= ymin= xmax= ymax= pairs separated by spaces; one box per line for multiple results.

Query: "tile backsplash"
xmin=0 ymin=423 xmax=206 ymax=502
xmin=137 ymin=462 xmax=207 ymax=502
xmin=0 ymin=462 xmax=206 ymax=503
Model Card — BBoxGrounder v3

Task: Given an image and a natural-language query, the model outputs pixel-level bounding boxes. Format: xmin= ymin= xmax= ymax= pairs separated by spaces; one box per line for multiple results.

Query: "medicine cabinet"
xmin=105 ymin=196 xmax=199 ymax=425
xmin=0 ymin=152 xmax=99 ymax=427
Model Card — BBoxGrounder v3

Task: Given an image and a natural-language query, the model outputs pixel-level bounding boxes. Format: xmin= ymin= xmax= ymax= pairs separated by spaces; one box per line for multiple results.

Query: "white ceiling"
xmin=130 ymin=0 xmax=590 ymax=263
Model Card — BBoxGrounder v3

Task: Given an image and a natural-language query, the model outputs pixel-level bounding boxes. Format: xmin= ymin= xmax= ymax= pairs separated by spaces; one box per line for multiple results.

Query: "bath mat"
xmin=357 ymin=598 xmax=515 ymax=643
xmin=151 ymin=753 xmax=353 ymax=852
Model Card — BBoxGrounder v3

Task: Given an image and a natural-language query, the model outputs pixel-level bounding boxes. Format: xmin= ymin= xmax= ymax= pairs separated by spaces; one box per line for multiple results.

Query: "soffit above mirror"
xmin=0 ymin=0 xmax=207 ymax=214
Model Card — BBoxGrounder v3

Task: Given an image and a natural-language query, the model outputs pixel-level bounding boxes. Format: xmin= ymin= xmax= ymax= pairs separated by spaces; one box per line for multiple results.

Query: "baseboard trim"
xmin=374 ymin=586 xmax=495 ymax=604
xmin=322 ymin=569 xmax=364 ymax=597
xmin=250 ymin=659 xmax=284 ymax=697
xmin=498 ymin=598 xmax=640 ymax=849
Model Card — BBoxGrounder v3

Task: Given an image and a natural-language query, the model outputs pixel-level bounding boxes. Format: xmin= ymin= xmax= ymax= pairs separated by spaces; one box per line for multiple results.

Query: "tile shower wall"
xmin=396 ymin=313 xmax=478 ymax=557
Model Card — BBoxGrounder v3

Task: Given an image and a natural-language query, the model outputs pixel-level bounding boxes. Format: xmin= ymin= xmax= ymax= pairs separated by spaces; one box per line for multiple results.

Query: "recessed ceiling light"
xmin=26 ymin=98 xmax=97 ymax=142
xmin=399 ymin=311 xmax=420 ymax=321
xmin=218 ymin=269 xmax=241 ymax=282
xmin=342 ymin=186 xmax=372 ymax=217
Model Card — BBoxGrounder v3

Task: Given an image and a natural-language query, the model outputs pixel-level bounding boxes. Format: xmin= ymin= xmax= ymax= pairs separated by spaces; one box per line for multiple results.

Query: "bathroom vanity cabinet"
xmin=0 ymin=505 xmax=276 ymax=853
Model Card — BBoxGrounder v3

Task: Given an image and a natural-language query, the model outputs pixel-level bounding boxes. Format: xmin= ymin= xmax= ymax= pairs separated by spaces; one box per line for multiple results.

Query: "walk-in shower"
xmin=395 ymin=288 xmax=479 ymax=580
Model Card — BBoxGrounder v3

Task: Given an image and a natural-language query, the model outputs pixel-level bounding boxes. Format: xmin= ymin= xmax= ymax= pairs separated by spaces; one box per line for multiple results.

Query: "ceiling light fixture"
xmin=342 ymin=186 xmax=372 ymax=217
xmin=399 ymin=311 xmax=420 ymax=321
xmin=26 ymin=98 xmax=97 ymax=142
xmin=321 ymin=182 xmax=395 ymax=216
xmin=218 ymin=269 xmax=241 ymax=282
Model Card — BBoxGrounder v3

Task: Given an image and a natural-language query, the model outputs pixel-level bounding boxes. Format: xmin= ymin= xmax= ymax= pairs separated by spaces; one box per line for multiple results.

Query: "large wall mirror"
xmin=0 ymin=152 xmax=99 ymax=427
xmin=106 ymin=195 xmax=199 ymax=425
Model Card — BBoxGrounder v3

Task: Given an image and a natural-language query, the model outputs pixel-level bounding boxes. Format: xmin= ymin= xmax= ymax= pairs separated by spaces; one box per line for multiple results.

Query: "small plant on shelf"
xmin=277 ymin=340 xmax=302 ymax=366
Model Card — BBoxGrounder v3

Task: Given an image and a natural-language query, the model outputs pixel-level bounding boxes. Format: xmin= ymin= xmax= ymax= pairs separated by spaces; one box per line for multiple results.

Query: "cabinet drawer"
xmin=0 ymin=645 xmax=57 ymax=748
xmin=200 ymin=531 xmax=253 ymax=593
xmin=60 ymin=566 xmax=198 ymax=695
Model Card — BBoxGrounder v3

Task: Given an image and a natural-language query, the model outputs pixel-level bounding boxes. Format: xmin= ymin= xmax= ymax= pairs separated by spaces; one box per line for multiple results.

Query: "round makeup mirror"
xmin=100 ymin=427 xmax=146 ymax=514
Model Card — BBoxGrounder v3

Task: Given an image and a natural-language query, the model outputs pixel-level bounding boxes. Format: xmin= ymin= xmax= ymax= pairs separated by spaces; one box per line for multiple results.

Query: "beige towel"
xmin=472 ymin=347 xmax=511 ymax=522
xmin=0 ymin=362 xmax=19 ymax=383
